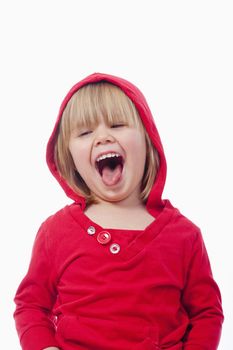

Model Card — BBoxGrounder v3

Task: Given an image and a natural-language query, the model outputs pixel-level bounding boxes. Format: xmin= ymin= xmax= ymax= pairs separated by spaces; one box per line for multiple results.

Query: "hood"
xmin=46 ymin=72 xmax=167 ymax=216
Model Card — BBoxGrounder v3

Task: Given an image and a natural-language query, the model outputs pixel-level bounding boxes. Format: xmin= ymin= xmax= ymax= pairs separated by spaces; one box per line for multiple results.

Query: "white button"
xmin=110 ymin=243 xmax=121 ymax=254
xmin=87 ymin=226 xmax=96 ymax=235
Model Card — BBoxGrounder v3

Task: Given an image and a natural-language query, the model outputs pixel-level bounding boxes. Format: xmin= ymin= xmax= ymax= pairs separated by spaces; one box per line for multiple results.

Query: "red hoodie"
xmin=14 ymin=73 xmax=223 ymax=350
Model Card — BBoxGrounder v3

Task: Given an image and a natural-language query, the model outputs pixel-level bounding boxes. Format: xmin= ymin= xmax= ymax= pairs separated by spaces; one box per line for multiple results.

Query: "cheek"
xmin=135 ymin=135 xmax=147 ymax=166
xmin=128 ymin=131 xmax=146 ymax=154
xmin=69 ymin=141 xmax=92 ymax=175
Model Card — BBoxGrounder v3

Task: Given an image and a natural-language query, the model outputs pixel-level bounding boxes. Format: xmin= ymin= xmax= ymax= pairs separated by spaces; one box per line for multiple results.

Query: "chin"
xmin=93 ymin=190 xmax=130 ymax=203
xmin=102 ymin=196 xmax=127 ymax=203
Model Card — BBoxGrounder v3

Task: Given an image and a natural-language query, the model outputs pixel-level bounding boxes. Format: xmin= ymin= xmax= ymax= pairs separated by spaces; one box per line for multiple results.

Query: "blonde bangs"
xmin=66 ymin=82 xmax=142 ymax=134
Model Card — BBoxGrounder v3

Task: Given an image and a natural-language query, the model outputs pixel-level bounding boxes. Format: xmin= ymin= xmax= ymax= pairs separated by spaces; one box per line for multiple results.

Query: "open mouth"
xmin=95 ymin=153 xmax=124 ymax=186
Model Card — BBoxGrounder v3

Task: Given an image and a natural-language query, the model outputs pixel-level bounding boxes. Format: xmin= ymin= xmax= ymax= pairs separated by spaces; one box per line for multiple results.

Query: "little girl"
xmin=14 ymin=73 xmax=223 ymax=350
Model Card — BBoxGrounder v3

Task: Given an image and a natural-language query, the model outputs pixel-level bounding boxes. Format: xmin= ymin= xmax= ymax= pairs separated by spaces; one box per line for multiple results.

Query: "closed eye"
xmin=111 ymin=124 xmax=126 ymax=128
xmin=79 ymin=130 xmax=92 ymax=137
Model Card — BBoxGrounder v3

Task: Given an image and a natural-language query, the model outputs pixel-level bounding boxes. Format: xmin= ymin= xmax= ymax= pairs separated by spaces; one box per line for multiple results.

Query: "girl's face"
xmin=68 ymin=117 xmax=147 ymax=204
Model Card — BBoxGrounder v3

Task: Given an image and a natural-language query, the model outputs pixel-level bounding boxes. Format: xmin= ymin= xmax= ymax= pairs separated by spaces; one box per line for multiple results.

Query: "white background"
xmin=0 ymin=1 xmax=232 ymax=348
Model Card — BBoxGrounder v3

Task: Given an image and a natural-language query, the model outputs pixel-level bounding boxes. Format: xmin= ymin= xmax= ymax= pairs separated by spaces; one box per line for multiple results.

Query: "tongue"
xmin=101 ymin=165 xmax=122 ymax=186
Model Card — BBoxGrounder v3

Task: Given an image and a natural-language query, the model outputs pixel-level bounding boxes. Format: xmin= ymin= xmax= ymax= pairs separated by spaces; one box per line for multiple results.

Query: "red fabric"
xmin=14 ymin=73 xmax=223 ymax=349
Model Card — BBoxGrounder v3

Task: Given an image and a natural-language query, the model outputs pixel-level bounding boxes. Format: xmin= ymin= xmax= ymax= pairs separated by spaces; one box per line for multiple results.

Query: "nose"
xmin=94 ymin=125 xmax=115 ymax=146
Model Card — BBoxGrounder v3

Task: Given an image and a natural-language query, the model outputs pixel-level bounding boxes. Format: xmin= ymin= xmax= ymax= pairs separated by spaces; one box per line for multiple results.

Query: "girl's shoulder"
xmin=38 ymin=203 xmax=83 ymax=240
xmin=168 ymin=206 xmax=203 ymax=246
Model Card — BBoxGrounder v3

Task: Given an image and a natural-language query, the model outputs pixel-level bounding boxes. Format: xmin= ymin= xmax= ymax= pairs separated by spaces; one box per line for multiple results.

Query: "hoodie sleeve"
xmin=14 ymin=223 xmax=59 ymax=350
xmin=182 ymin=230 xmax=224 ymax=349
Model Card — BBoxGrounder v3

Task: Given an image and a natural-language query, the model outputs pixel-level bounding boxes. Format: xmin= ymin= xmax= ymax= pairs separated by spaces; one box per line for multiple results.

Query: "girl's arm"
xmin=14 ymin=223 xmax=60 ymax=350
xmin=182 ymin=230 xmax=224 ymax=349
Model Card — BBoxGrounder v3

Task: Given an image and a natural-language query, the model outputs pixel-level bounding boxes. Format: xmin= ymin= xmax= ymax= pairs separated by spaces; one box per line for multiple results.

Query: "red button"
xmin=97 ymin=231 xmax=111 ymax=245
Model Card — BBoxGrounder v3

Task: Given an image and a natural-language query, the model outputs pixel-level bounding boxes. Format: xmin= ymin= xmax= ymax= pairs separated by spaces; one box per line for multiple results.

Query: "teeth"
xmin=96 ymin=153 xmax=120 ymax=162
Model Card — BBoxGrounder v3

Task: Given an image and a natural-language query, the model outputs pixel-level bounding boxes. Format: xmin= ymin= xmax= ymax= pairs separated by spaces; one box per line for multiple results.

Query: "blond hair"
xmin=55 ymin=82 xmax=159 ymax=205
